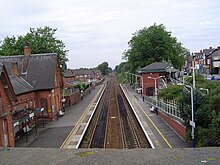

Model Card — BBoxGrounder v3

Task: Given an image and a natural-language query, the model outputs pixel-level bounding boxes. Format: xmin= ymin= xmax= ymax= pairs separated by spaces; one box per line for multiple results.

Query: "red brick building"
xmin=63 ymin=69 xmax=76 ymax=87
xmin=0 ymin=45 xmax=63 ymax=145
xmin=0 ymin=64 xmax=17 ymax=147
xmin=139 ymin=62 xmax=174 ymax=96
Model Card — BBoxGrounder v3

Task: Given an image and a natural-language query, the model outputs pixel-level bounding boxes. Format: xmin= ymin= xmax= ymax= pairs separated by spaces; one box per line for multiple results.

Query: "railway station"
xmin=60 ymin=76 xmax=189 ymax=149
xmin=1 ymin=76 xmax=219 ymax=164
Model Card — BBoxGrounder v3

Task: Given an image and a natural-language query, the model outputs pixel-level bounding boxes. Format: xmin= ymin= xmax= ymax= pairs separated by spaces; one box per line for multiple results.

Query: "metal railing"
xmin=170 ymin=78 xmax=183 ymax=85
xmin=145 ymin=96 xmax=183 ymax=121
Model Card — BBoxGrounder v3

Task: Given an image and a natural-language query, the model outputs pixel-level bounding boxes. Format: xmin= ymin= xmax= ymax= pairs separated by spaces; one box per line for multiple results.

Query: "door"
xmin=146 ymin=87 xmax=154 ymax=96
xmin=2 ymin=119 xmax=8 ymax=147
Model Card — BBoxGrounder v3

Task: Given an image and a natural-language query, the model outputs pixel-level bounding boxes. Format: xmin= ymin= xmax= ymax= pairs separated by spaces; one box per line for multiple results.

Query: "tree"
xmin=123 ymin=24 xmax=186 ymax=73
xmin=114 ymin=62 xmax=130 ymax=83
xmin=0 ymin=26 xmax=68 ymax=68
xmin=97 ymin=62 xmax=112 ymax=75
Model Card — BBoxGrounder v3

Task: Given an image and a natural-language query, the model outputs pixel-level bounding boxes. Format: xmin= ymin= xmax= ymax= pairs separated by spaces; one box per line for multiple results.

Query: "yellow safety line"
xmin=60 ymin=85 xmax=104 ymax=148
xmin=123 ymin=85 xmax=172 ymax=148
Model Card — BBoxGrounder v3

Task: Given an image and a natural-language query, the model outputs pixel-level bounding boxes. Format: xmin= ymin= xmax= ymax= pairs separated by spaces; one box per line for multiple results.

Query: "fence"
xmin=145 ymin=96 xmax=183 ymax=121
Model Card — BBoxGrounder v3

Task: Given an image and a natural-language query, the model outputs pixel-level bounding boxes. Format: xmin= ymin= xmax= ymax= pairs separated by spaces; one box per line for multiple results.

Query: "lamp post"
xmin=148 ymin=76 xmax=162 ymax=107
xmin=129 ymin=73 xmax=143 ymax=95
xmin=185 ymin=84 xmax=195 ymax=148
xmin=192 ymin=53 xmax=196 ymax=88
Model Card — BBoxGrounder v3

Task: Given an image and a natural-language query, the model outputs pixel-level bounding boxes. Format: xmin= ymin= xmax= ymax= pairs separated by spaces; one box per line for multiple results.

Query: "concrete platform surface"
xmin=0 ymin=147 xmax=219 ymax=165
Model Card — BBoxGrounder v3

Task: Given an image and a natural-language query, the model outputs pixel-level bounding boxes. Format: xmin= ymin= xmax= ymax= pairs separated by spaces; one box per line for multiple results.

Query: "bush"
xmin=158 ymin=85 xmax=183 ymax=100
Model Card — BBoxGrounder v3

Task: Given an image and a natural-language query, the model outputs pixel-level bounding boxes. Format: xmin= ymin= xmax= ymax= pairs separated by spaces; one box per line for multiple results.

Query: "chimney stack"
xmin=10 ymin=62 xmax=20 ymax=76
xmin=24 ymin=42 xmax=31 ymax=56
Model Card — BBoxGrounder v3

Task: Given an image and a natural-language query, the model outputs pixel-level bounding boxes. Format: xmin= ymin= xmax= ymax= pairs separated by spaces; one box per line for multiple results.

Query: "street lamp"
xmin=135 ymin=74 xmax=143 ymax=94
xmin=148 ymin=76 xmax=162 ymax=98
xmin=192 ymin=53 xmax=196 ymax=88
xmin=185 ymin=84 xmax=195 ymax=148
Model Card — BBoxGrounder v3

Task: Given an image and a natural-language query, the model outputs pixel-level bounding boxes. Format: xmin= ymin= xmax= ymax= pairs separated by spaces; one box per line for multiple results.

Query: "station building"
xmin=0 ymin=44 xmax=63 ymax=147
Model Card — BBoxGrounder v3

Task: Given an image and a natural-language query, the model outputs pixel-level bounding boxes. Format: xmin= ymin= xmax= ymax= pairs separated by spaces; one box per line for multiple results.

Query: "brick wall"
xmin=64 ymin=91 xmax=80 ymax=107
xmin=142 ymin=73 xmax=160 ymax=96
xmin=158 ymin=110 xmax=186 ymax=140
xmin=36 ymin=89 xmax=61 ymax=121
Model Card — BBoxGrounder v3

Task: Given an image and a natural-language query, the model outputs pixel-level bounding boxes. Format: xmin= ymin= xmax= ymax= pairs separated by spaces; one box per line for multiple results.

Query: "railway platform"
xmin=121 ymin=84 xmax=190 ymax=148
xmin=60 ymin=84 xmax=106 ymax=148
xmin=15 ymin=84 xmax=104 ymax=148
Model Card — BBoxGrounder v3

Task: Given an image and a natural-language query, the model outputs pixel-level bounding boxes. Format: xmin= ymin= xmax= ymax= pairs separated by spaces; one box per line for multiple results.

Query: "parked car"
xmin=211 ymin=76 xmax=220 ymax=80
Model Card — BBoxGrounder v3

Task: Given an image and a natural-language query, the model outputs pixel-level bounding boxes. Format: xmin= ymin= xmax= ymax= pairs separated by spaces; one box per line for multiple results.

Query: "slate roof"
xmin=139 ymin=62 xmax=170 ymax=73
xmin=9 ymin=76 xmax=34 ymax=95
xmin=212 ymin=48 xmax=220 ymax=58
xmin=63 ymin=69 xmax=75 ymax=78
xmin=73 ymin=69 xmax=94 ymax=76
xmin=203 ymin=48 xmax=215 ymax=56
xmin=0 ymin=53 xmax=58 ymax=94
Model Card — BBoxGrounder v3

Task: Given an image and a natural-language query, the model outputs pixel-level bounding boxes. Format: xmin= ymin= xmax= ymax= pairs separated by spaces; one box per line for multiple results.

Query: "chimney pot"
xmin=24 ymin=42 xmax=31 ymax=56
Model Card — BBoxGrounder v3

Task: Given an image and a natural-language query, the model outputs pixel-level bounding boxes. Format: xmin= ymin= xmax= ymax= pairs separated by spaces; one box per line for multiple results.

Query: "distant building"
xmin=62 ymin=68 xmax=103 ymax=107
xmin=203 ymin=47 xmax=215 ymax=74
xmin=210 ymin=46 xmax=220 ymax=74
xmin=193 ymin=50 xmax=203 ymax=74
xmin=186 ymin=46 xmax=220 ymax=75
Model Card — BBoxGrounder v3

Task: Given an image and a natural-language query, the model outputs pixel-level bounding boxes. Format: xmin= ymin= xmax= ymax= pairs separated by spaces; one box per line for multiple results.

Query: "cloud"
xmin=0 ymin=0 xmax=220 ymax=68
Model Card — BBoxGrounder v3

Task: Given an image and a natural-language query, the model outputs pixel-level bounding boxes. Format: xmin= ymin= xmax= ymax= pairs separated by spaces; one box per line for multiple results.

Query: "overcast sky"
xmin=0 ymin=0 xmax=219 ymax=69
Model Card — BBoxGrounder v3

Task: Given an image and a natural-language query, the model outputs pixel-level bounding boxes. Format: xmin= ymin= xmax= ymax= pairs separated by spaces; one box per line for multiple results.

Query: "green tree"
xmin=115 ymin=62 xmax=131 ymax=83
xmin=0 ymin=26 xmax=68 ymax=68
xmin=97 ymin=62 xmax=112 ymax=75
xmin=123 ymin=24 xmax=186 ymax=73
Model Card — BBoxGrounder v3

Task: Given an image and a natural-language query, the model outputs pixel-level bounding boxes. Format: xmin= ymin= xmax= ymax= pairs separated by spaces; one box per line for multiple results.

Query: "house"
xmin=193 ymin=50 xmax=203 ymax=74
xmin=210 ymin=46 xmax=220 ymax=74
xmin=63 ymin=69 xmax=76 ymax=88
xmin=74 ymin=69 xmax=96 ymax=83
xmin=62 ymin=69 xmax=80 ymax=107
xmin=92 ymin=69 xmax=103 ymax=85
xmin=186 ymin=46 xmax=220 ymax=74
xmin=0 ymin=64 xmax=17 ymax=147
xmin=0 ymin=44 xmax=63 ymax=143
xmin=203 ymin=47 xmax=215 ymax=74
xmin=139 ymin=62 xmax=175 ymax=96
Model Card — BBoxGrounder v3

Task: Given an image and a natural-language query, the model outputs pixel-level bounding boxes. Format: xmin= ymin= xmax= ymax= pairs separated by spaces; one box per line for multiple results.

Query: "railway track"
xmin=79 ymin=76 xmax=151 ymax=149
xmin=89 ymin=81 xmax=110 ymax=148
